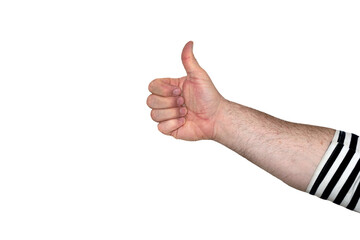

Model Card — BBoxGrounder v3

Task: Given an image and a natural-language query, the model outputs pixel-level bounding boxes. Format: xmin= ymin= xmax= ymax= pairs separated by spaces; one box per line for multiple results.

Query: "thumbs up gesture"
xmin=147 ymin=41 xmax=226 ymax=141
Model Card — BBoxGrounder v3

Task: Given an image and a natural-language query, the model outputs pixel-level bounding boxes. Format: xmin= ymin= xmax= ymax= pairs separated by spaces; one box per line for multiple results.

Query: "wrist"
xmin=212 ymin=98 xmax=238 ymax=144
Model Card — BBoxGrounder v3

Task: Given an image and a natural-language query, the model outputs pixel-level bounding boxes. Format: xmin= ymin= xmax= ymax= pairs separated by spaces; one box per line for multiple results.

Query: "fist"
xmin=147 ymin=41 xmax=225 ymax=141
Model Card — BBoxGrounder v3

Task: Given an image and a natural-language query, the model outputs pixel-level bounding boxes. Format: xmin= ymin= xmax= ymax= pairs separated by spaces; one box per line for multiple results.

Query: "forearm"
xmin=214 ymin=100 xmax=335 ymax=191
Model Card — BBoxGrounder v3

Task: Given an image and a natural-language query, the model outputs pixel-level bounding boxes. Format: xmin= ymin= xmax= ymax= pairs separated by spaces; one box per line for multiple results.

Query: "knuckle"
xmin=171 ymin=130 xmax=179 ymax=139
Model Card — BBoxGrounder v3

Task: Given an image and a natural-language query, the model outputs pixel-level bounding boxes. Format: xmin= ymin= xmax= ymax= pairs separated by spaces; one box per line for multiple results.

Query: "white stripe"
xmin=315 ymin=146 xmax=349 ymax=197
xmin=343 ymin=132 xmax=353 ymax=146
xmin=354 ymin=199 xmax=360 ymax=212
xmin=327 ymin=151 xmax=360 ymax=201
xmin=339 ymin=171 xmax=360 ymax=207
xmin=333 ymin=130 xmax=340 ymax=143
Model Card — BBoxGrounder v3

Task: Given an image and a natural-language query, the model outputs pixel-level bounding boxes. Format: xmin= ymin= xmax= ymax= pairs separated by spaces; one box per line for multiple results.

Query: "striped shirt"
xmin=307 ymin=130 xmax=360 ymax=213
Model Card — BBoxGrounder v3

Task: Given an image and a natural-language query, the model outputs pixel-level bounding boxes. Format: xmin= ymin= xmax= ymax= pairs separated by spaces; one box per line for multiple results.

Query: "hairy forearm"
xmin=214 ymin=100 xmax=335 ymax=191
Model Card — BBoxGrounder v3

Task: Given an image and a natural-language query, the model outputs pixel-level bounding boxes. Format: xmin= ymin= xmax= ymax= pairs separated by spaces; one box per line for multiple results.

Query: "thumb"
xmin=181 ymin=41 xmax=203 ymax=76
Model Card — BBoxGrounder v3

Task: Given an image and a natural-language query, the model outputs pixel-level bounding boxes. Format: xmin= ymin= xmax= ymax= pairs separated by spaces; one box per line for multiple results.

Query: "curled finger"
xmin=147 ymin=95 xmax=184 ymax=109
xmin=151 ymin=107 xmax=187 ymax=122
xmin=148 ymin=78 xmax=182 ymax=97
xmin=157 ymin=118 xmax=186 ymax=135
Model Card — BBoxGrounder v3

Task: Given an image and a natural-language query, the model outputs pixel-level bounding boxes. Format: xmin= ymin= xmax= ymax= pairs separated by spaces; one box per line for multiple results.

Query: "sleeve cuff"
xmin=306 ymin=130 xmax=360 ymax=213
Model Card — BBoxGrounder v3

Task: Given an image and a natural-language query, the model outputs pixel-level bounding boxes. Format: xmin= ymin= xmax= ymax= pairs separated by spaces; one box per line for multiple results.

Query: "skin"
xmin=147 ymin=41 xmax=335 ymax=191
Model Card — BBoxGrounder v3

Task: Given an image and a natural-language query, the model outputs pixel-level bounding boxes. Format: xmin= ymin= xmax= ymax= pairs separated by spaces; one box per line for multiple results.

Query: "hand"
xmin=147 ymin=41 xmax=225 ymax=141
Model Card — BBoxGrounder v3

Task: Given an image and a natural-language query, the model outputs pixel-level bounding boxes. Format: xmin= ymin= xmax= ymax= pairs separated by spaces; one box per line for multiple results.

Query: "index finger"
xmin=148 ymin=78 xmax=181 ymax=97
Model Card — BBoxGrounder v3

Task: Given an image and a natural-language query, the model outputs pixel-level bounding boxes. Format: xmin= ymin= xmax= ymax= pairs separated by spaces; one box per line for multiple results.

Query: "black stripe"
xmin=309 ymin=143 xmax=344 ymax=195
xmin=334 ymin=157 xmax=360 ymax=205
xmin=349 ymin=134 xmax=359 ymax=150
xmin=338 ymin=131 xmax=346 ymax=144
xmin=346 ymin=181 xmax=360 ymax=210
xmin=320 ymin=148 xmax=355 ymax=199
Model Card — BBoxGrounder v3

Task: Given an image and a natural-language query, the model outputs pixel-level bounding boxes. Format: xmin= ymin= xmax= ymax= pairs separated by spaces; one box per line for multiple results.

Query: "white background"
xmin=0 ymin=0 xmax=359 ymax=239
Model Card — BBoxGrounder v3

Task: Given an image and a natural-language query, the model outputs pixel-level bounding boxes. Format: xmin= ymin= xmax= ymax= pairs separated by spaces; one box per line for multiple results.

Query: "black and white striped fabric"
xmin=307 ymin=130 xmax=360 ymax=213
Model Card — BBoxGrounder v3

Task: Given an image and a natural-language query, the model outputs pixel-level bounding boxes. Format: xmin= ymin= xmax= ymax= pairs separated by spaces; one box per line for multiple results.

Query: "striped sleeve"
xmin=306 ymin=130 xmax=360 ymax=213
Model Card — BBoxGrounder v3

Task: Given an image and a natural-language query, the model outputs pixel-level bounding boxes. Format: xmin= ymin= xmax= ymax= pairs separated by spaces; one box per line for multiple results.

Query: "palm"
xmin=174 ymin=74 xmax=222 ymax=140
xmin=147 ymin=41 xmax=224 ymax=141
